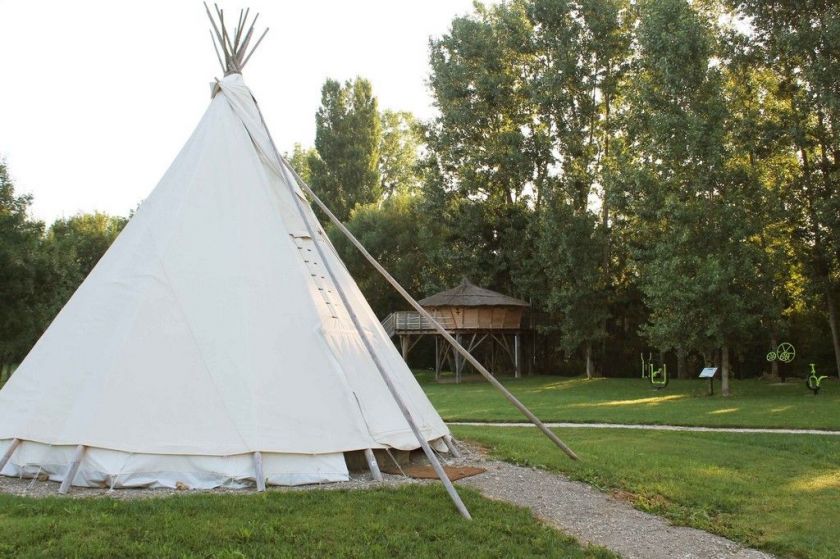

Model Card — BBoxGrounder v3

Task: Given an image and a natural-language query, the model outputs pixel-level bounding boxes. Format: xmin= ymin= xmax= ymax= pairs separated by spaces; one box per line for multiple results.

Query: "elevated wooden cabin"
xmin=418 ymin=278 xmax=528 ymax=331
xmin=382 ymin=279 xmax=530 ymax=382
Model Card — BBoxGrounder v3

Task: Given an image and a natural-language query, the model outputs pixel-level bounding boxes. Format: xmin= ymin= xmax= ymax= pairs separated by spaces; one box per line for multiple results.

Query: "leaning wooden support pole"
xmin=279 ymin=162 xmax=578 ymax=462
xmin=286 ymin=174 xmax=471 ymax=518
xmin=253 ymin=451 xmax=266 ymax=492
xmin=443 ymin=435 xmax=462 ymax=459
xmin=364 ymin=448 xmax=383 ymax=482
xmin=0 ymin=438 xmax=21 ymax=472
xmin=58 ymin=445 xmax=86 ymax=494
xmin=246 ymin=97 xmax=471 ymax=519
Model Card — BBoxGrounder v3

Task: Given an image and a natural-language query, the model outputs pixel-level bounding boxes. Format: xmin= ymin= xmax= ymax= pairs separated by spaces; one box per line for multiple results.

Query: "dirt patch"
xmin=380 ymin=464 xmax=485 ymax=481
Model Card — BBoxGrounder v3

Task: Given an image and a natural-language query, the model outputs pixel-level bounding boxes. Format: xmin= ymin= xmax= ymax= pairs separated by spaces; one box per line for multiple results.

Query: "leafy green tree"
xmin=530 ymin=0 xmax=633 ymax=377
xmin=426 ymin=0 xmax=554 ymax=322
xmin=0 ymin=161 xmax=46 ymax=364
xmin=536 ymin=202 xmax=610 ymax=377
xmin=379 ymin=110 xmax=423 ymax=195
xmin=286 ymin=143 xmax=316 ymax=185
xmin=47 ymin=212 xmax=127 ymax=280
xmin=329 ymin=191 xmax=439 ymax=317
xmin=308 ymin=78 xmax=382 ymax=222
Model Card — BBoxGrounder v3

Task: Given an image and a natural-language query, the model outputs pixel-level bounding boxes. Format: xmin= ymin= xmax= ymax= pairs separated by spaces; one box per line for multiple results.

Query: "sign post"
xmin=699 ymin=367 xmax=718 ymax=395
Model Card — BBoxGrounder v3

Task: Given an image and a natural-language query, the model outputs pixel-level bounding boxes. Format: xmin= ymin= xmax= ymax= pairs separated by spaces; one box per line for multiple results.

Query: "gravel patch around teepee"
xmin=0 ymin=470 xmax=419 ymax=500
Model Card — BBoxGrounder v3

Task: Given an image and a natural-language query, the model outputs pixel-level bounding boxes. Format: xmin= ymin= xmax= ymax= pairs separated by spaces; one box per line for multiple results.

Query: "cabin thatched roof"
xmin=418 ymin=278 xmax=529 ymax=308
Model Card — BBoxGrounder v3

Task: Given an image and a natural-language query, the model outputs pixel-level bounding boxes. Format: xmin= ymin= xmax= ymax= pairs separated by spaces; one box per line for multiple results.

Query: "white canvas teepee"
xmin=0 ymin=63 xmax=451 ymax=490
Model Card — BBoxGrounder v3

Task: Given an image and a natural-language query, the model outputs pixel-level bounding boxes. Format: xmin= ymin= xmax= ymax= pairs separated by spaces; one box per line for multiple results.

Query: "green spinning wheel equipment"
xmin=766 ymin=342 xmax=795 ymax=363
xmin=777 ymin=342 xmax=795 ymax=363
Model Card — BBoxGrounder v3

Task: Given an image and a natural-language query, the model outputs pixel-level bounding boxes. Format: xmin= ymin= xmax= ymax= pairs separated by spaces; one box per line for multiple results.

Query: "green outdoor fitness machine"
xmin=641 ymin=353 xmax=668 ymax=389
xmin=806 ymin=363 xmax=828 ymax=395
xmin=766 ymin=341 xmax=795 ymax=382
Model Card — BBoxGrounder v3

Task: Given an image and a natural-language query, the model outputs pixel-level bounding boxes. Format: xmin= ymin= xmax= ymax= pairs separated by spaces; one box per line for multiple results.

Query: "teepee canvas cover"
xmin=0 ymin=73 xmax=449 ymax=489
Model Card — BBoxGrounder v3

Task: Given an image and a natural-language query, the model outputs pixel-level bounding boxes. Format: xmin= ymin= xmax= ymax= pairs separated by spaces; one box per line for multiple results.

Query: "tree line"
xmin=1 ymin=0 xmax=837 ymax=394
xmin=299 ymin=0 xmax=840 ymax=392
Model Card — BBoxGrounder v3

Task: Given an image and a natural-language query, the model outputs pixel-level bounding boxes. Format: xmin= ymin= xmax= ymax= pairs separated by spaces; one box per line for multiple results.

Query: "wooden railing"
xmin=380 ymin=311 xmax=456 ymax=336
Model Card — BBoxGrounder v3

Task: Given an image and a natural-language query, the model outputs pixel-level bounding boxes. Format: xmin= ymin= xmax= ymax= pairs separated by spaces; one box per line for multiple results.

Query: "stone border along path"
xmin=0 ymin=441 xmax=777 ymax=558
xmin=451 ymin=421 xmax=840 ymax=435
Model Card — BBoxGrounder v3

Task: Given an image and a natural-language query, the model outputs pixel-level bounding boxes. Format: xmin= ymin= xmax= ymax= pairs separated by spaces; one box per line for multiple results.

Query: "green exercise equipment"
xmin=766 ymin=342 xmax=795 ymax=364
xmin=806 ymin=363 xmax=828 ymax=395
xmin=641 ymin=353 xmax=668 ymax=389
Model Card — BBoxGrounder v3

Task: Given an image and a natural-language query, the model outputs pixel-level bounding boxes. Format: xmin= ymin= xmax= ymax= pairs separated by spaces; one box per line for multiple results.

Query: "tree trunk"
xmin=721 ymin=345 xmax=731 ymax=397
xmin=826 ymin=286 xmax=840 ymax=378
xmin=585 ymin=342 xmax=593 ymax=380
xmin=770 ymin=334 xmax=779 ymax=379
xmin=677 ymin=347 xmax=688 ymax=379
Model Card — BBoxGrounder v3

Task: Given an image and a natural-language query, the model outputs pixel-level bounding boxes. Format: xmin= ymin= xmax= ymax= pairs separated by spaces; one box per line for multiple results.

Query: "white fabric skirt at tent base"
xmin=0 ymin=438 xmax=450 ymax=490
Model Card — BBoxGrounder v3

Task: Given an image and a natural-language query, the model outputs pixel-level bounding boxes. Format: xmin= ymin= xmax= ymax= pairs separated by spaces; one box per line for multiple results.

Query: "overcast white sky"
xmin=0 ymin=1 xmax=484 ymax=223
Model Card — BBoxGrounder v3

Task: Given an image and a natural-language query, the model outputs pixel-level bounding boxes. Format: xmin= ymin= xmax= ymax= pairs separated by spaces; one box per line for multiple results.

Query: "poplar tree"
xmin=308 ymin=78 xmax=382 ymax=222
xmin=529 ymin=0 xmax=633 ymax=377
xmin=426 ymin=1 xmax=538 ymax=296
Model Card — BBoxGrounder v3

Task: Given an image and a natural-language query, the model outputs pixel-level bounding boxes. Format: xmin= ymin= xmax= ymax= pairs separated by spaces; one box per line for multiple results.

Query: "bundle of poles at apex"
xmin=205 ymin=3 xmax=269 ymax=76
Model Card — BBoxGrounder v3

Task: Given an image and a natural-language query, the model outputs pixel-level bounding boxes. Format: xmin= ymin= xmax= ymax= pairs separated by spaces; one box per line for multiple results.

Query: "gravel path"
xmin=0 ymin=443 xmax=775 ymax=559
xmin=452 ymin=421 xmax=840 ymax=436
xmin=452 ymin=443 xmax=775 ymax=559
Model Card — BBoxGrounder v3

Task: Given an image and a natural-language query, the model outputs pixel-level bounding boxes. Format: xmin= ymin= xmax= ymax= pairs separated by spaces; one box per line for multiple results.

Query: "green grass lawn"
xmin=419 ymin=373 xmax=840 ymax=430
xmin=455 ymin=425 xmax=840 ymax=559
xmin=0 ymin=485 xmax=615 ymax=559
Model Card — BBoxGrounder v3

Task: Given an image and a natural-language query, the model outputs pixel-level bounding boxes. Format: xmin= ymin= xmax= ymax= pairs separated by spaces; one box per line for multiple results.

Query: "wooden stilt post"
xmin=253 ymin=451 xmax=266 ymax=492
xmin=364 ymin=448 xmax=383 ymax=481
xmin=59 ymin=445 xmax=86 ymax=494
xmin=514 ymin=333 xmax=521 ymax=378
xmin=443 ymin=435 xmax=461 ymax=459
xmin=401 ymin=335 xmax=411 ymax=361
xmin=435 ymin=337 xmax=442 ymax=380
xmin=0 ymin=438 xmax=21 ymax=473
xmin=490 ymin=337 xmax=496 ymax=375
xmin=445 ymin=346 xmax=455 ymax=376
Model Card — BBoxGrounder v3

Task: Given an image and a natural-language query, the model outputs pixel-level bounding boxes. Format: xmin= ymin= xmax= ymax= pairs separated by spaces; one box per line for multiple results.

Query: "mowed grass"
xmin=455 ymin=425 xmax=840 ymax=559
xmin=419 ymin=373 xmax=840 ymax=429
xmin=0 ymin=485 xmax=615 ymax=559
